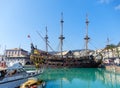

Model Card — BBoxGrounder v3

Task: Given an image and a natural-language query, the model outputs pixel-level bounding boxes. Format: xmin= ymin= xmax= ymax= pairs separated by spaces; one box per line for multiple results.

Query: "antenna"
xmin=107 ymin=37 xmax=110 ymax=46
xmin=84 ymin=14 xmax=90 ymax=56
xmin=59 ymin=12 xmax=65 ymax=58
xmin=45 ymin=26 xmax=48 ymax=53
xmin=19 ymin=44 xmax=21 ymax=49
xmin=106 ymin=37 xmax=110 ymax=58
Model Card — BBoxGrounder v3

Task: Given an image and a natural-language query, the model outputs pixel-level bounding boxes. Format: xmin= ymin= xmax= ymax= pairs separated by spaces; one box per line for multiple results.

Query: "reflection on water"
xmin=38 ymin=68 xmax=120 ymax=88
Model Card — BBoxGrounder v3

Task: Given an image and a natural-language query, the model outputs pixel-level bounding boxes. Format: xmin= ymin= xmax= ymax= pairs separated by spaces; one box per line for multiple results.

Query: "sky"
xmin=0 ymin=0 xmax=120 ymax=53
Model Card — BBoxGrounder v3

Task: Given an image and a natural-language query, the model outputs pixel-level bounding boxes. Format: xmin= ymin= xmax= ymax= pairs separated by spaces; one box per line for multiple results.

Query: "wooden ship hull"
xmin=43 ymin=56 xmax=102 ymax=68
xmin=30 ymin=55 xmax=102 ymax=68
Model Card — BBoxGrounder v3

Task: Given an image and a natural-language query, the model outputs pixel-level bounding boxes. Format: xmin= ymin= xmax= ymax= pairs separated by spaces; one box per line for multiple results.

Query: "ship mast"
xmin=84 ymin=14 xmax=90 ymax=56
xmin=45 ymin=26 xmax=48 ymax=53
xmin=59 ymin=12 xmax=65 ymax=58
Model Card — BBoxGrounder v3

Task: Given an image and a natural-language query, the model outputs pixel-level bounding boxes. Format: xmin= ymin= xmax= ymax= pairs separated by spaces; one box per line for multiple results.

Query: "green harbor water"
xmin=38 ymin=68 xmax=120 ymax=88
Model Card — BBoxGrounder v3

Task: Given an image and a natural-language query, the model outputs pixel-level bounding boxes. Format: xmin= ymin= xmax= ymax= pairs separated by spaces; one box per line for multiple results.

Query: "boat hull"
xmin=0 ymin=78 xmax=27 ymax=88
xmin=0 ymin=73 xmax=41 ymax=88
xmin=45 ymin=57 xmax=102 ymax=68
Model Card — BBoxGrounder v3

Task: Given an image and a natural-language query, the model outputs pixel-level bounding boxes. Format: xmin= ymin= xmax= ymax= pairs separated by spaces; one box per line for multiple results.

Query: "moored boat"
xmin=20 ymin=77 xmax=45 ymax=88
xmin=0 ymin=63 xmax=43 ymax=88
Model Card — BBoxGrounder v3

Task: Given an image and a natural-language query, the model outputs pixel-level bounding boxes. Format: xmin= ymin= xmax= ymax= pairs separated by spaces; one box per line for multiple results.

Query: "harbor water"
xmin=38 ymin=68 xmax=120 ymax=88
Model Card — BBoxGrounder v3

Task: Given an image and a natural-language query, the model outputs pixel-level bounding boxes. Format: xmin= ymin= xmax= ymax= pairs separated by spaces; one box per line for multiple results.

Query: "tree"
xmin=115 ymin=42 xmax=120 ymax=58
xmin=104 ymin=44 xmax=116 ymax=58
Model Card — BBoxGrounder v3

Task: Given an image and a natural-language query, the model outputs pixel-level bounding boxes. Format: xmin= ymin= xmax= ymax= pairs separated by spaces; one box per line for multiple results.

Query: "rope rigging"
xmin=36 ymin=30 xmax=54 ymax=52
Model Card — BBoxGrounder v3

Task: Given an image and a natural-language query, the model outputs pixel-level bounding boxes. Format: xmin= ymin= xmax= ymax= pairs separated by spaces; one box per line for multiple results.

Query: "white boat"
xmin=0 ymin=63 xmax=43 ymax=88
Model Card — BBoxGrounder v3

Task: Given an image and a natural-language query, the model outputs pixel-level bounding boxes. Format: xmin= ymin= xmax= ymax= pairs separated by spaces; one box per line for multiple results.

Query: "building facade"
xmin=5 ymin=48 xmax=28 ymax=57
xmin=96 ymin=46 xmax=120 ymax=59
xmin=5 ymin=48 xmax=31 ymax=66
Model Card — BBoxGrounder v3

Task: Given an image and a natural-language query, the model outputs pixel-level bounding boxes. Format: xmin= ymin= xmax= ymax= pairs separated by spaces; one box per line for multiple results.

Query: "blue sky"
xmin=0 ymin=0 xmax=120 ymax=53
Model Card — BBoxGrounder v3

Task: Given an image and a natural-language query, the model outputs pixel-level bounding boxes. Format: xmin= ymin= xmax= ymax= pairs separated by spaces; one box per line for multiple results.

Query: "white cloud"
xmin=115 ymin=4 xmax=120 ymax=10
xmin=98 ymin=0 xmax=113 ymax=4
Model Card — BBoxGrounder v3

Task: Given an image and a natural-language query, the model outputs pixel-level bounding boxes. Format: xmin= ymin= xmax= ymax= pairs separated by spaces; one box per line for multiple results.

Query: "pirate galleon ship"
xmin=30 ymin=13 xmax=103 ymax=68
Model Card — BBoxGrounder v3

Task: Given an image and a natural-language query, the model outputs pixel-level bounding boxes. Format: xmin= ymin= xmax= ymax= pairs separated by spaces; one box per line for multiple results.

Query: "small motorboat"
xmin=20 ymin=77 xmax=45 ymax=88
xmin=0 ymin=63 xmax=43 ymax=88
